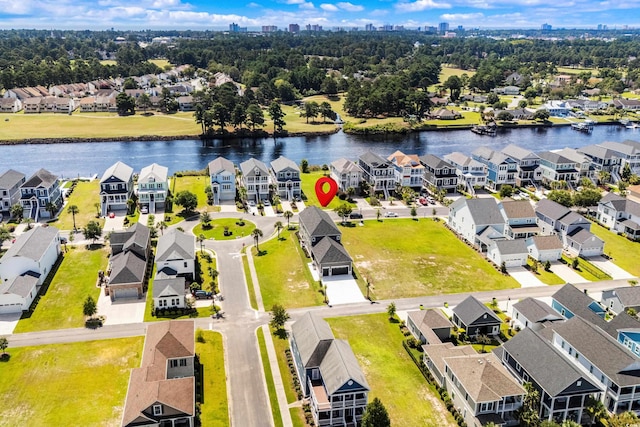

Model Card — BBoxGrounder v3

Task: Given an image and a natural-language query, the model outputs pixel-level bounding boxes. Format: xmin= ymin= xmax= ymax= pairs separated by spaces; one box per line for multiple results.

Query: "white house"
xmin=0 ymin=226 xmax=60 ymax=313
xmin=137 ymin=163 xmax=168 ymax=214
xmin=488 ymin=239 xmax=528 ymax=268
xmin=540 ymin=100 xmax=571 ymax=116
xmin=448 ymin=198 xmax=505 ymax=250
xmin=155 ymin=229 xmax=195 ymax=281
xmin=99 ymin=161 xmax=134 ymax=216
xmin=511 ymin=297 xmax=564 ymax=332
xmin=208 ymin=157 xmax=236 ymax=204
xmin=270 ymin=156 xmax=301 ymax=200
xmin=526 ymin=235 xmax=563 ymax=262
xmin=240 ymin=158 xmax=270 ymax=202
xmin=444 ymin=152 xmax=487 ymax=194
xmin=330 ymin=158 xmax=362 ymax=192
xmin=388 ymin=150 xmax=424 ymax=189
xmin=152 ymin=277 xmax=186 ymax=310
xmin=597 ymin=193 xmax=640 ymax=240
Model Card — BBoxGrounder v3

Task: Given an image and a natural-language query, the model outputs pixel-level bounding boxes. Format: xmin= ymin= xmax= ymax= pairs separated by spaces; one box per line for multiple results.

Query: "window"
xmin=170 ymin=359 xmax=178 ymax=368
xmin=153 ymin=404 xmax=162 ymax=416
xmin=180 ymin=358 xmax=187 ymax=367
xmin=184 ymin=262 xmax=188 ymax=268
xmin=515 ymin=362 xmax=521 ymax=372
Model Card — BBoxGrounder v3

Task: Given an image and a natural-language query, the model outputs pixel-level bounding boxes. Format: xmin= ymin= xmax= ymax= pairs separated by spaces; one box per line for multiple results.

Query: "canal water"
xmin=1 ymin=125 xmax=638 ymax=178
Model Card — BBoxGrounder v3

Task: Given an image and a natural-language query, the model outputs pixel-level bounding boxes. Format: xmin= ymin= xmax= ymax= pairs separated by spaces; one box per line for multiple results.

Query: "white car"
xmin=384 ymin=211 xmax=398 ymax=218
xmin=140 ymin=206 xmax=149 ymax=214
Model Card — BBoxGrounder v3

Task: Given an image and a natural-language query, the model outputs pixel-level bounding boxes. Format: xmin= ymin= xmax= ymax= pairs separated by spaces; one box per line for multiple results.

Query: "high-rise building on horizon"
xmin=541 ymin=23 xmax=552 ymax=30
xmin=289 ymin=23 xmax=300 ymax=33
xmin=229 ymin=22 xmax=247 ymax=33
xmin=262 ymin=25 xmax=278 ymax=33
xmin=365 ymin=23 xmax=375 ymax=31
xmin=438 ymin=22 xmax=449 ymax=34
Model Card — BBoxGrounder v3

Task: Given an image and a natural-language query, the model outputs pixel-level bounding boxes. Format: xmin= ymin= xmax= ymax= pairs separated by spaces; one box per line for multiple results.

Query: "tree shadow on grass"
xmin=256 ymin=250 xmax=268 ymax=257
xmin=273 ymin=328 xmax=288 ymax=340
xmin=0 ymin=353 xmax=10 ymax=362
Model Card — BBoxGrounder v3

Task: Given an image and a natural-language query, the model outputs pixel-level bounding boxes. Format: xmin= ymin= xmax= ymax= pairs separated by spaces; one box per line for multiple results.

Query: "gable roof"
xmin=0 ymin=272 xmax=39 ymax=298
xmin=155 ymin=229 xmax=195 ymax=263
xmin=240 ymin=158 xmax=269 ymax=177
xmin=493 ymin=239 xmax=528 ymax=255
xmin=450 ymin=198 xmax=504 ymax=227
xmin=320 ymin=339 xmax=370 ymax=395
xmin=1 ymin=225 xmax=58 ymax=263
xmin=535 ymin=198 xmax=571 ymax=222
xmin=453 ymin=296 xmax=501 ymax=326
xmin=387 ymin=150 xmax=423 ymax=168
xmin=110 ymin=223 xmax=150 ymax=258
xmin=410 ymin=309 xmax=453 ymax=330
xmin=270 ymin=156 xmax=299 ymax=173
xmin=153 ymin=277 xmax=185 ymax=299
xmin=501 ymin=144 xmax=538 ymax=162
xmin=500 ymin=328 xmax=601 ymax=397
xmin=604 ymin=287 xmax=640 ymax=308
xmin=0 ymin=169 xmax=25 ymax=189
xmin=299 ymin=206 xmax=340 ymax=238
xmin=311 ymin=237 xmax=352 ymax=265
xmin=22 ymin=168 xmax=58 ymax=189
xmin=513 ymin=297 xmax=564 ymax=324
xmin=291 ymin=312 xmax=335 ymax=368
xmin=501 ymin=200 xmax=536 ymax=219
xmin=420 ymin=154 xmax=454 ymax=170
xmin=538 ymin=151 xmax=574 ymax=165
xmin=331 ymin=158 xmax=361 ymax=175
xmin=423 ymin=342 xmax=476 ymax=376
xmin=579 ymin=144 xmax=618 ymax=160
xmin=552 ymin=283 xmax=605 ymax=326
xmin=139 ymin=163 xmax=168 ymax=183
xmin=208 ymin=157 xmax=235 ymax=175
xmin=566 ymin=228 xmax=602 ymax=245
xmin=529 ymin=235 xmax=563 ymax=251
xmin=100 ymin=161 xmax=133 ymax=184
xmin=359 ymin=151 xmax=392 ymax=168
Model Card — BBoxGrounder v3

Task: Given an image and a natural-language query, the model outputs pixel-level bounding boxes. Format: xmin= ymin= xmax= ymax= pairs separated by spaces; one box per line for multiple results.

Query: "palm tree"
xmin=251 ymin=228 xmax=263 ymax=252
xmin=283 ymin=210 xmax=293 ymax=229
xmin=197 ymin=233 xmax=206 ymax=254
xmin=94 ymin=202 xmax=101 ymax=217
xmin=67 ymin=205 xmax=79 ymax=231
xmin=45 ymin=201 xmax=57 ymax=219
xmin=598 ymin=170 xmax=611 ymax=185
xmin=10 ymin=203 xmax=24 ymax=222
xmin=274 ymin=221 xmax=284 ymax=239
xmin=24 ymin=217 xmax=34 ymax=230
xmin=157 ymin=221 xmax=167 ymax=235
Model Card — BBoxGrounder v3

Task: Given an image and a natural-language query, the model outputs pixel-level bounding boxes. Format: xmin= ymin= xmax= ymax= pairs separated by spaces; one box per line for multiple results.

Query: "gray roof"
xmin=444 ymin=152 xmax=473 ymax=167
xmin=311 ymin=237 xmax=352 ymax=265
xmin=453 ymin=295 xmax=501 ymax=327
xmin=138 ymin=163 xmax=168 ymax=183
xmin=493 ymin=239 xmax=528 ymax=255
xmin=291 ymin=312 xmax=335 ymax=368
xmin=420 ymin=154 xmax=454 ymax=170
xmin=535 ymin=198 xmax=571 ymax=222
xmin=270 ymin=156 xmax=299 ymax=174
xmin=319 ymin=339 xmax=370 ymax=396
xmin=500 ymin=328 xmax=601 ymax=397
xmin=240 ymin=158 xmax=269 ymax=177
xmin=558 ymin=211 xmax=588 ymax=228
xmin=0 ymin=272 xmax=39 ymax=298
xmin=604 ymin=287 xmax=640 ymax=308
xmin=599 ymin=141 xmax=638 ymax=156
xmin=100 ymin=161 xmax=133 ymax=184
xmin=552 ymin=283 xmax=605 ymax=326
xmin=208 ymin=157 xmax=235 ymax=175
xmin=359 ymin=151 xmax=392 ymax=168
xmin=501 ymin=144 xmax=538 ymax=162
xmin=529 ymin=235 xmax=563 ymax=251
xmin=538 ymin=151 xmax=574 ymax=165
xmin=567 ymin=228 xmax=601 ymax=245
xmin=501 ymin=200 xmax=536 ymax=219
xmin=0 ymin=169 xmax=25 ymax=189
xmin=451 ymin=198 xmax=504 ymax=226
xmin=552 ymin=316 xmax=640 ymax=387
xmin=578 ymin=144 xmax=618 ymax=160
xmin=622 ymin=140 xmax=640 ymax=151
xmin=472 ymin=146 xmax=496 ymax=162
xmin=22 ymin=168 xmax=58 ymax=189
xmin=299 ymin=206 xmax=340 ymax=239
xmin=110 ymin=223 xmax=150 ymax=258
xmin=513 ymin=297 xmax=564 ymax=324
xmin=155 ymin=229 xmax=195 ymax=263
xmin=600 ymin=192 xmax=628 ymax=211
xmin=555 ymin=148 xmax=590 ymax=165
xmin=331 ymin=158 xmax=361 ymax=175
xmin=601 ymin=311 xmax=640 ymax=339
xmin=109 ymin=251 xmax=146 ymax=285
xmin=1 ymin=226 xmax=58 ymax=262
xmin=152 ymin=277 xmax=185 ymax=298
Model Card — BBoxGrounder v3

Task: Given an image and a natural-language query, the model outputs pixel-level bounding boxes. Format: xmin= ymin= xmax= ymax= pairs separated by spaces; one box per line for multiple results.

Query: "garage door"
xmin=331 ymin=266 xmax=349 ymax=276
xmin=0 ymin=303 xmax=23 ymax=314
xmin=114 ymin=287 xmax=139 ymax=299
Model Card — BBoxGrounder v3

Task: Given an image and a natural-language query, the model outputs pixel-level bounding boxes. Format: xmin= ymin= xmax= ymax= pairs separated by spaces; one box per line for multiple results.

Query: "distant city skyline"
xmin=0 ymin=0 xmax=638 ymax=31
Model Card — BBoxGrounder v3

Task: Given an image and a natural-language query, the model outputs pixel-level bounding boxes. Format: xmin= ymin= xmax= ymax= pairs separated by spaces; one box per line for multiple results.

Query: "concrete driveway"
xmin=586 ymin=256 xmax=636 ymax=280
xmin=0 ymin=313 xmax=21 ymax=335
xmin=103 ymin=211 xmax=126 ymax=232
xmin=550 ymin=261 xmax=590 ymax=284
xmin=323 ymin=275 xmax=367 ymax=305
xmin=96 ymin=288 xmax=146 ymax=325
xmin=508 ymin=266 xmax=546 ymax=288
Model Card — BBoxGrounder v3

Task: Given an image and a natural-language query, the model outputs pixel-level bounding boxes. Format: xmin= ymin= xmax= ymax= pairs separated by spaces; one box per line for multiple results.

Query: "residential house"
xmin=511 ymin=297 xmax=564 ymax=331
xmin=387 ymin=150 xmax=424 ymax=189
xmin=299 ymin=207 xmax=352 ymax=276
xmin=20 ymin=168 xmax=62 ymax=221
xmin=290 ymin=312 xmax=370 ymax=427
xmin=599 ymin=141 xmax=640 ymax=176
xmin=471 ymin=147 xmax=517 ymax=190
xmin=0 ymin=169 xmax=25 ymax=216
xmin=208 ymin=157 xmax=236 ymax=204
xmin=240 ymin=158 xmax=270 ymax=203
xmin=270 ymin=156 xmax=301 ymax=201
xmin=500 ymin=200 xmax=539 ymax=239
xmin=526 ymin=235 xmax=563 ymax=262
xmin=551 ymin=283 xmax=607 ymax=326
xmin=566 ymin=228 xmax=605 ymax=257
xmin=137 ymin=163 xmax=168 ymax=214
xmin=22 ymin=97 xmax=43 ymax=113
xmin=549 ymin=316 xmax=640 ymax=415
xmin=0 ymin=226 xmax=60 ymax=313
xmin=0 ymin=98 xmax=22 ymax=113
xmin=177 ymin=95 xmax=194 ymax=111
xmin=540 ymin=100 xmax=570 ymax=116
xmin=329 ymin=158 xmax=362 ymax=193
xmin=430 ymin=108 xmax=461 ymax=120
xmin=602 ymin=287 xmax=640 ymax=315
xmin=597 ymin=193 xmax=640 ymax=239
xmin=501 ymin=144 xmax=541 ymax=187
xmin=488 ymin=239 xmax=529 ymax=268
xmin=537 ymin=151 xmax=580 ymax=188
xmin=99 ymin=161 xmax=134 ymax=217
xmin=505 ymin=72 xmax=524 ymax=86
xmin=152 ymin=276 xmax=186 ymax=311
xmin=423 ymin=343 xmax=476 ymax=387
xmin=499 ymin=328 xmax=603 ymax=424
xmin=613 ymin=99 xmax=640 ymax=111
xmin=629 ymin=184 xmax=640 ymax=204
xmin=578 ymin=144 xmax=622 ymax=180
xmin=444 ymin=152 xmax=487 ymax=194
xmin=492 ymin=86 xmax=520 ymax=95
xmin=155 ymin=229 xmax=195 ymax=281
xmin=555 ymin=148 xmax=595 ymax=181
xmin=121 ymin=320 xmax=195 ymax=427
xmin=505 ymin=108 xmax=533 ymax=120
xmin=448 ymin=198 xmax=505 ymax=251
xmin=107 ymin=223 xmax=151 ymax=300
xmin=357 ymin=151 xmax=395 ymax=199
xmin=79 ymin=96 xmax=97 ymax=112
xmin=406 ymin=309 xmax=453 ymax=345
xmin=452 ymin=295 xmax=502 ymax=337
xmin=420 ymin=154 xmax=458 ymax=194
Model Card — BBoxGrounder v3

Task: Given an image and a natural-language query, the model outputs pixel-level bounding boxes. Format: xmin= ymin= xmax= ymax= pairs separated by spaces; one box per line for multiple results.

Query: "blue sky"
xmin=0 ymin=0 xmax=638 ymax=30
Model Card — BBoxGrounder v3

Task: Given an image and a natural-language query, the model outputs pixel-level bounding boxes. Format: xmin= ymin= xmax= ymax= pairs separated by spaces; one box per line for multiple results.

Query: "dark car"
xmin=349 ymin=212 xmax=363 ymax=219
xmin=194 ymin=290 xmax=213 ymax=299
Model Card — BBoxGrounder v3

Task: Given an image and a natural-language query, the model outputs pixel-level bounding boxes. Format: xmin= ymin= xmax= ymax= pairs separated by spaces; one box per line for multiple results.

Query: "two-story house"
xmin=555 ymin=148 xmax=595 ymax=181
xmin=155 ymin=228 xmax=195 ymax=281
xmin=100 ymin=161 xmax=134 ymax=217
xmin=357 ymin=151 xmax=395 ymax=199
xmin=500 ymin=199 xmax=539 ymax=239
xmin=602 ymin=287 xmax=640 ymax=316
xmin=452 ymin=295 xmax=503 ymax=337
xmin=299 ymin=206 xmax=352 ymax=277
xmin=270 ymin=156 xmax=301 ymax=200
xmin=537 ymin=151 xmax=580 ymax=188
xmin=290 ymin=312 xmax=370 ymax=427
xmin=597 ymin=193 xmax=640 ymax=240
xmin=578 ymin=144 xmax=622 ymax=180
xmin=444 ymin=152 xmax=487 ymax=195
xmin=471 ymin=147 xmax=517 ymax=191
xmin=208 ymin=157 xmax=236 ymax=204
xmin=240 ymin=158 xmax=270 ymax=203
xmin=387 ymin=150 xmax=424 ymax=189
xmin=137 ymin=163 xmax=168 ymax=214
xmin=0 ymin=169 xmax=25 ymax=217
xmin=501 ymin=144 xmax=541 ymax=187
xmin=20 ymin=168 xmax=62 ymax=221
xmin=121 ymin=320 xmax=196 ymax=427
xmin=107 ymin=223 xmax=151 ymax=301
xmin=420 ymin=154 xmax=458 ymax=194
xmin=600 ymin=141 xmax=640 ymax=177
xmin=448 ymin=198 xmax=505 ymax=251
xmin=330 ymin=158 xmax=362 ymax=193
xmin=511 ymin=297 xmax=564 ymax=331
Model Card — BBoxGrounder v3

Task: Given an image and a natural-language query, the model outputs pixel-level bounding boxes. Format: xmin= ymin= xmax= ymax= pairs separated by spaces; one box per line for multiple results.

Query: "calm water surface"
xmin=1 ymin=125 xmax=638 ymax=177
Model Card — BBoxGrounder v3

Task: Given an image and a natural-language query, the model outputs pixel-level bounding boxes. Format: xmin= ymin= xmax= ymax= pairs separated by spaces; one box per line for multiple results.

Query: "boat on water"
xmin=571 ymin=121 xmax=594 ymax=133
xmin=620 ymin=118 xmax=630 ymax=126
xmin=471 ymin=123 xmax=497 ymax=136
xmin=627 ymin=122 xmax=640 ymax=130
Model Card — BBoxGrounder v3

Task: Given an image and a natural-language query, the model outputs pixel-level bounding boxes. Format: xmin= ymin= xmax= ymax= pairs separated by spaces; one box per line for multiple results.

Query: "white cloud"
xmin=300 ymin=1 xmax=315 ymax=8
xmin=395 ymin=0 xmax=451 ymax=12
xmin=439 ymin=12 xmax=484 ymax=21
xmin=337 ymin=2 xmax=364 ymax=11
xmin=246 ymin=2 xmax=261 ymax=7
xmin=321 ymin=3 xmax=340 ymax=11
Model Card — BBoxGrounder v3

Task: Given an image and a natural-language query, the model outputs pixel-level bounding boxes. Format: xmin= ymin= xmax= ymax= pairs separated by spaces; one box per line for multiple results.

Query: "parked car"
xmin=108 ymin=212 xmax=116 ymax=218
xmin=263 ymin=200 xmax=271 ymax=206
xmin=248 ymin=200 xmax=256 ymax=207
xmin=140 ymin=206 xmax=149 ymax=214
xmin=426 ymin=197 xmax=436 ymax=205
xmin=384 ymin=212 xmax=398 ymax=217
xmin=349 ymin=212 xmax=363 ymax=219
xmin=194 ymin=290 xmax=213 ymax=299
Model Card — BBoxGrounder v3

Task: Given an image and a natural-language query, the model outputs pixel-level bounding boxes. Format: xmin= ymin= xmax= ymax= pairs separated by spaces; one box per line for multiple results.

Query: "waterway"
xmin=1 ymin=125 xmax=639 ymax=178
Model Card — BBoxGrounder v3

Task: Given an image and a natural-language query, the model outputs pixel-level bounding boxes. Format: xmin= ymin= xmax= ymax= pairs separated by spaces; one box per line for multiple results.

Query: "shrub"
xmin=196 ymin=329 xmax=205 ymax=343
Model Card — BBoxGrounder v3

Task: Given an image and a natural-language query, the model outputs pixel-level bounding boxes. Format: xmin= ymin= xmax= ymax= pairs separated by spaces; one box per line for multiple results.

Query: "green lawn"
xmin=14 ymin=245 xmax=108 ymax=333
xmin=196 ymin=330 xmax=229 ymax=427
xmin=341 ymin=219 xmax=519 ymax=299
xmin=300 ymin=171 xmax=357 ymax=210
xmin=280 ymin=104 xmax=338 ymax=134
xmin=526 ymin=259 xmax=565 ymax=285
xmin=193 ymin=218 xmax=256 ymax=241
xmin=0 ymin=337 xmax=144 ymax=426
xmin=242 ymin=248 xmax=259 ymax=310
xmin=50 ymin=180 xmax=104 ymax=231
xmin=256 ymin=328 xmax=284 ymax=427
xmin=590 ymin=222 xmax=640 ymax=276
xmin=253 ymin=228 xmax=323 ymax=309
xmin=328 ymin=314 xmax=456 ymax=427
xmin=270 ymin=327 xmax=307 ymax=427
xmin=172 ymin=175 xmax=211 ymax=211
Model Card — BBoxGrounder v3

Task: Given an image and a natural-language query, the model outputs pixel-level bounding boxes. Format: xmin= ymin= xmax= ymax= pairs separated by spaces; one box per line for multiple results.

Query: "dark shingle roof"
xmin=2 ymin=226 xmax=59 ymax=262
xmin=291 ymin=312 xmax=335 ymax=368
xmin=109 ymin=251 xmax=146 ymax=285
xmin=0 ymin=169 xmax=25 ymax=189
xmin=453 ymin=295 xmax=501 ymax=327
xmin=0 ymin=272 xmax=39 ymax=298
xmin=605 ymin=287 xmax=640 ymax=308
xmin=552 ymin=283 xmax=605 ymax=326
xmin=299 ymin=206 xmax=340 ymax=239
xmin=320 ymin=340 xmax=370 ymax=395
xmin=311 ymin=237 xmax=352 ymax=265
xmin=359 ymin=151 xmax=392 ymax=168
xmin=536 ymin=198 xmax=571 ymax=222
xmin=420 ymin=154 xmax=454 ymax=170
xmin=23 ymin=168 xmax=58 ymax=189
xmin=513 ymin=297 xmax=564 ymax=324
xmin=155 ymin=229 xmax=194 ymax=262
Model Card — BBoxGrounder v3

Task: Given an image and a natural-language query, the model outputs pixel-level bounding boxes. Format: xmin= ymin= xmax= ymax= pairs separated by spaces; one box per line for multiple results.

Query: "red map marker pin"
xmin=315 ymin=176 xmax=338 ymax=207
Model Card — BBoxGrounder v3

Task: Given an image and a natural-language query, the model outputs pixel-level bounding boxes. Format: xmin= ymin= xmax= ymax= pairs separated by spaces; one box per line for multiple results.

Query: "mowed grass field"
xmin=341 ymin=219 xmax=519 ymax=299
xmin=14 ymin=245 xmax=109 ymax=333
xmin=51 ymin=180 xmax=104 ymax=230
xmin=0 ymin=337 xmax=144 ymax=426
xmin=196 ymin=330 xmax=230 ymax=427
xmin=328 ymin=314 xmax=456 ymax=427
xmin=300 ymin=171 xmax=357 ymax=210
xmin=590 ymin=222 xmax=640 ymax=277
